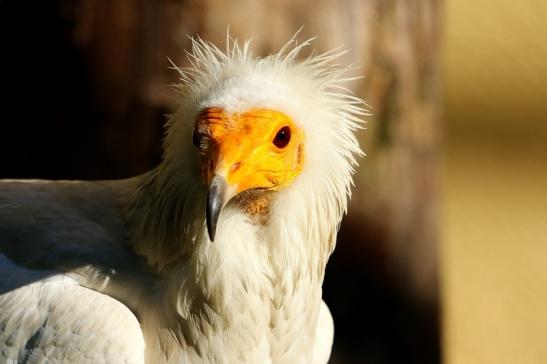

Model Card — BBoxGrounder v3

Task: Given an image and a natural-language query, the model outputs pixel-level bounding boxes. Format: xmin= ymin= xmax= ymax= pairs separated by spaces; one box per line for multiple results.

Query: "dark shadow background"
xmin=0 ymin=2 xmax=440 ymax=363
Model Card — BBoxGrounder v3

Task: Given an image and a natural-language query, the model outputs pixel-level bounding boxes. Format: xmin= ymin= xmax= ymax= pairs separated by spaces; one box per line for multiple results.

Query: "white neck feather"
xmin=126 ymin=165 xmax=336 ymax=361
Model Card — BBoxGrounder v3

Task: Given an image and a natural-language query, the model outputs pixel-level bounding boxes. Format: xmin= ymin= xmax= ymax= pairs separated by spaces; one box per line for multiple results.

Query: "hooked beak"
xmin=206 ymin=174 xmax=229 ymax=241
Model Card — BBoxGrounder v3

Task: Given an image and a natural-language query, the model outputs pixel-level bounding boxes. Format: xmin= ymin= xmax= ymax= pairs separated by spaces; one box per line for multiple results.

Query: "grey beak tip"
xmin=207 ymin=224 xmax=216 ymax=242
xmin=206 ymin=208 xmax=217 ymax=241
xmin=206 ymin=175 xmax=226 ymax=242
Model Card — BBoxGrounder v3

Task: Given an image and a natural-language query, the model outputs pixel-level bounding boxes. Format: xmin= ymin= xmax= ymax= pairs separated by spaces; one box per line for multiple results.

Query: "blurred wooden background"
xmin=0 ymin=1 xmax=441 ymax=363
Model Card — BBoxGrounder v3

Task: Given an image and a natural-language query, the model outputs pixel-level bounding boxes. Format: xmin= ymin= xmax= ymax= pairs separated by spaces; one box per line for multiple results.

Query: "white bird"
xmin=0 ymin=35 xmax=365 ymax=363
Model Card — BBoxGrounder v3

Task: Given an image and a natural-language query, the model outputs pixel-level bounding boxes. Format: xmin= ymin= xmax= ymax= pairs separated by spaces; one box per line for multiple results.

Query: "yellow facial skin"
xmin=195 ymin=107 xmax=305 ymax=195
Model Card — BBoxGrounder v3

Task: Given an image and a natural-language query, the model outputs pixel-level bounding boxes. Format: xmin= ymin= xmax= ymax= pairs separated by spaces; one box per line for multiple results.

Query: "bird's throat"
xmin=233 ymin=189 xmax=275 ymax=221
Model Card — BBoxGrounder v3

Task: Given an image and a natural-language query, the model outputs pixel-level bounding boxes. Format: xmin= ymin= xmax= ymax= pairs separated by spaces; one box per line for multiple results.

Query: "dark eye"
xmin=273 ymin=126 xmax=291 ymax=149
xmin=192 ymin=128 xmax=201 ymax=148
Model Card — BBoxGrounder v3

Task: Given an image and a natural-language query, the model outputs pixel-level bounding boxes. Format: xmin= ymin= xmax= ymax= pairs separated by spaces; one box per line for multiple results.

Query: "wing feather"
xmin=0 ymin=255 xmax=145 ymax=363
xmin=0 ymin=179 xmax=148 ymax=363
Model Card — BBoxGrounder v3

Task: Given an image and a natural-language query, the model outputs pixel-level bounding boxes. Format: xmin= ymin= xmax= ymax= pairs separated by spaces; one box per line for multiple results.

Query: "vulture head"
xmin=131 ymin=35 xmax=366 ymax=272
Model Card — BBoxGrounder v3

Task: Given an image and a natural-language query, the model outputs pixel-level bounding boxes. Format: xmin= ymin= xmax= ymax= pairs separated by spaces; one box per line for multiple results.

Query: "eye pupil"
xmin=273 ymin=126 xmax=291 ymax=149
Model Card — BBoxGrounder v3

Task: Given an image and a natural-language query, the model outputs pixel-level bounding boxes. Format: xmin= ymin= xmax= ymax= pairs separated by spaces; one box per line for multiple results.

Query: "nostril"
xmin=230 ymin=162 xmax=242 ymax=173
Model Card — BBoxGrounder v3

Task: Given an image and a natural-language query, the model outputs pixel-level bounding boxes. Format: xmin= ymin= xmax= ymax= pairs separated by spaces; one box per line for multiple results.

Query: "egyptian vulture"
xmin=0 ymin=35 xmax=365 ymax=363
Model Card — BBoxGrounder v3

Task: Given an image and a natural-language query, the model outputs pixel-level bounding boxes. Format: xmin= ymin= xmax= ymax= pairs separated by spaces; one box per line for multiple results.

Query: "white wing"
xmin=0 ymin=179 xmax=148 ymax=363
xmin=0 ymin=255 xmax=145 ymax=363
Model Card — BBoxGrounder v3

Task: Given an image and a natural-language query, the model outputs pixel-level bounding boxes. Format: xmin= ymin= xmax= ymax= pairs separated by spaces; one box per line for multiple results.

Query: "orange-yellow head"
xmin=193 ymin=107 xmax=305 ymax=240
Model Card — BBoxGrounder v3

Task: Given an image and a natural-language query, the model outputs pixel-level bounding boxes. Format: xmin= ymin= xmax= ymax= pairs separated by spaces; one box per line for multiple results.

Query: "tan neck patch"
xmin=233 ymin=189 xmax=274 ymax=223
